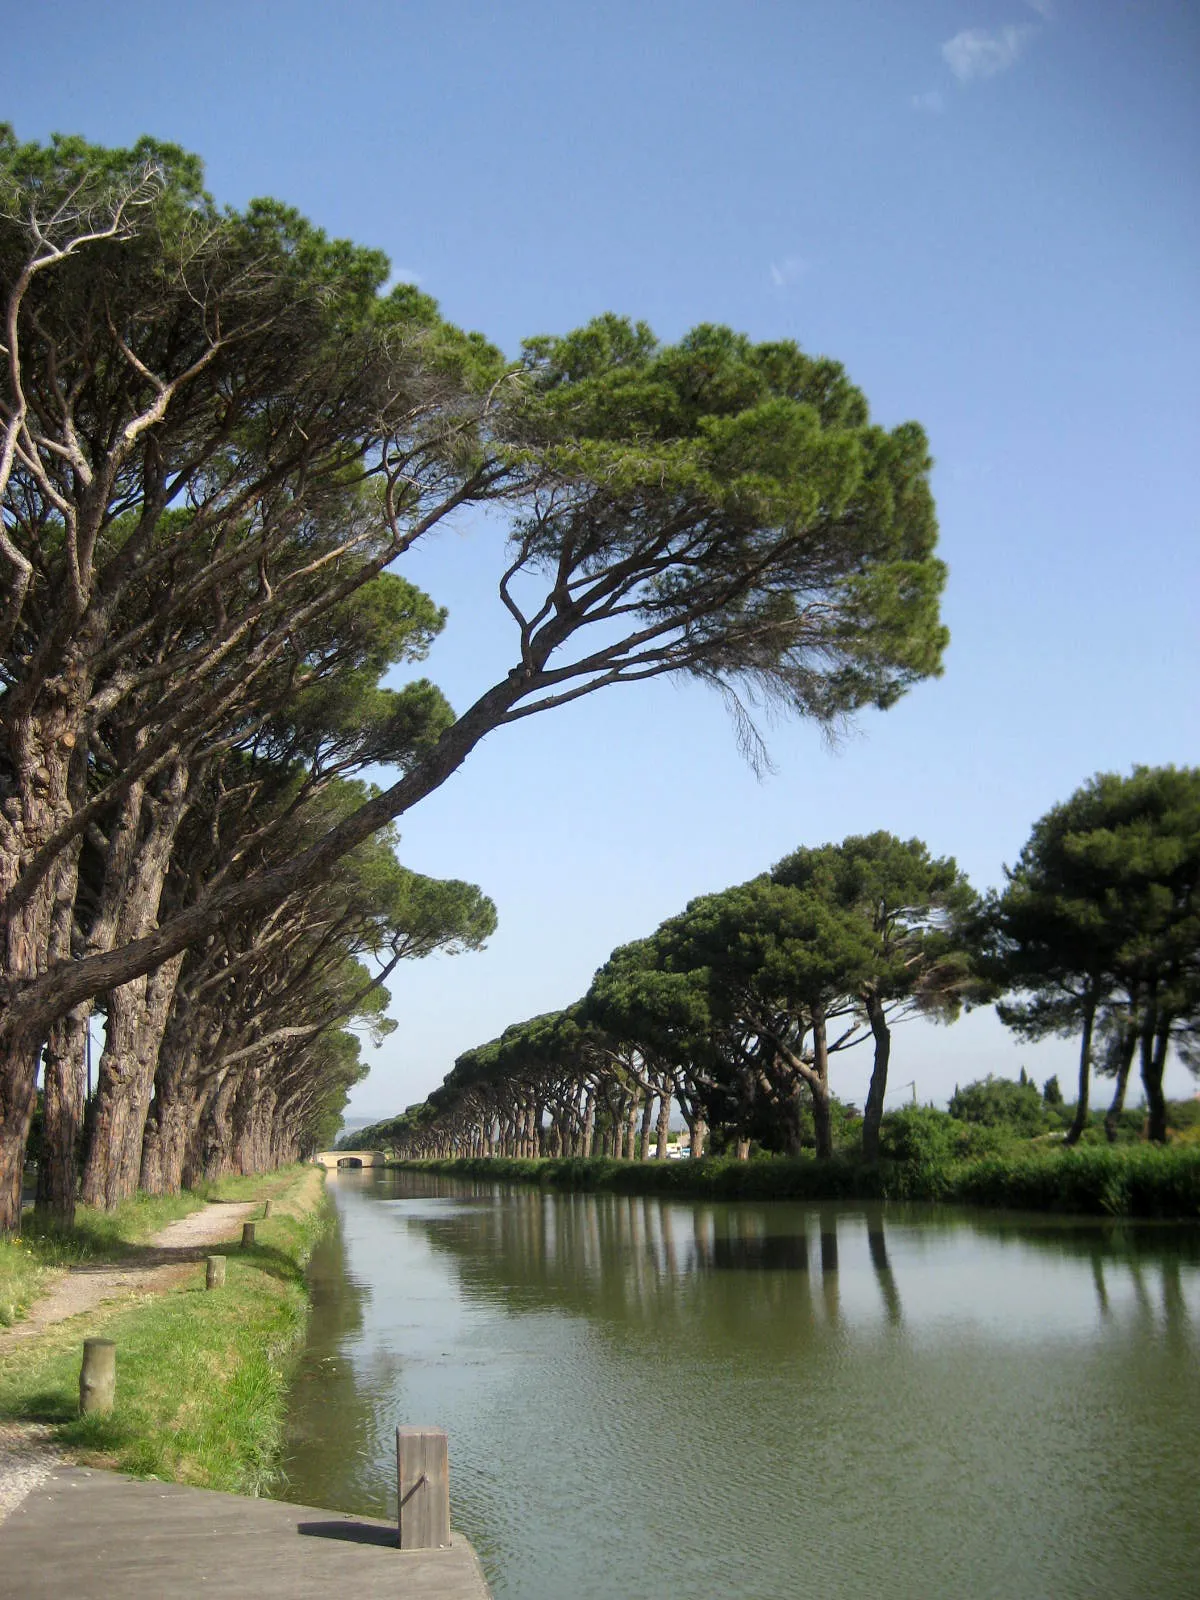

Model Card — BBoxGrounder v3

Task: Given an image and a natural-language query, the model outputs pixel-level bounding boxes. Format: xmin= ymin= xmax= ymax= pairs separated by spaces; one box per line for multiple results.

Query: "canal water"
xmin=277 ymin=1171 xmax=1200 ymax=1599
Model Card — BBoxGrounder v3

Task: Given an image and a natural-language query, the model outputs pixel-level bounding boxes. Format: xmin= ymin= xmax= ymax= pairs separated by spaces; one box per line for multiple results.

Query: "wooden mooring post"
xmin=241 ymin=1221 xmax=256 ymax=1248
xmin=262 ymin=1199 xmax=272 ymax=1218
xmin=79 ymin=1338 xmax=116 ymax=1416
xmin=396 ymin=1425 xmax=450 ymax=1550
xmin=205 ymin=1255 xmax=226 ymax=1289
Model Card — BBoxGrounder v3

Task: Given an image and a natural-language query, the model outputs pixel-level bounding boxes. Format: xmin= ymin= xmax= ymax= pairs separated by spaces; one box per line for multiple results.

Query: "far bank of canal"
xmin=277 ymin=1170 xmax=1200 ymax=1600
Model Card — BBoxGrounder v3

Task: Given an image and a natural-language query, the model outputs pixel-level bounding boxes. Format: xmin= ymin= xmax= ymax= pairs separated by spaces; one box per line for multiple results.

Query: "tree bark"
xmin=860 ymin=994 xmax=891 ymax=1163
xmin=80 ymin=956 xmax=184 ymax=1208
xmin=1141 ymin=1010 xmax=1170 ymax=1144
xmin=810 ymin=1009 xmax=833 ymax=1161
xmin=638 ymin=1091 xmax=655 ymax=1160
xmin=0 ymin=1032 xmax=43 ymax=1232
xmin=581 ymin=1090 xmax=595 ymax=1158
xmin=35 ymin=1004 xmax=89 ymax=1222
xmin=655 ymin=1088 xmax=671 ymax=1160
xmin=1064 ymin=992 xmax=1097 ymax=1147
xmin=0 ymin=685 xmax=89 ymax=1231
xmin=1104 ymin=1023 xmax=1137 ymax=1143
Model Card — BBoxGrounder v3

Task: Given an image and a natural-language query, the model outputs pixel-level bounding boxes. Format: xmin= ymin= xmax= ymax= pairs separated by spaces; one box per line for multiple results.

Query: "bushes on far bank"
xmin=395 ymin=1142 xmax=1200 ymax=1219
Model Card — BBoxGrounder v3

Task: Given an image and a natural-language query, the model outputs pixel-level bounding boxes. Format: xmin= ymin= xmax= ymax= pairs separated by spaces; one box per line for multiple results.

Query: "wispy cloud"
xmin=769 ymin=256 xmax=809 ymax=289
xmin=1024 ymin=0 xmax=1054 ymax=16
xmin=911 ymin=89 xmax=946 ymax=114
xmin=942 ymin=25 xmax=1033 ymax=82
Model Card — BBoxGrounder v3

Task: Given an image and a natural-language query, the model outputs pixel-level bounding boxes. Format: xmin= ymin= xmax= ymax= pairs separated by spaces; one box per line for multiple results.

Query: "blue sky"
xmin=6 ymin=0 xmax=1198 ymax=1116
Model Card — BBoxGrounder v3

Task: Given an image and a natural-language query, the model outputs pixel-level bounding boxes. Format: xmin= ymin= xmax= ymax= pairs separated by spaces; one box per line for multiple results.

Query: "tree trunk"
xmin=81 ymin=956 xmax=184 ymax=1208
xmin=638 ymin=1091 xmax=655 ymax=1160
xmin=781 ymin=1077 xmax=805 ymax=1157
xmin=0 ymin=675 xmax=91 ymax=1233
xmin=1142 ymin=1012 xmax=1170 ymax=1144
xmin=140 ymin=1008 xmax=209 ymax=1194
xmin=35 ymin=1004 xmax=89 ymax=1222
xmin=200 ymin=1071 xmax=240 ymax=1181
xmin=811 ymin=1009 xmax=833 ymax=1160
xmin=655 ymin=1088 xmax=671 ymax=1160
xmin=581 ymin=1090 xmax=595 ymax=1158
xmin=1104 ymin=1023 xmax=1138 ymax=1143
xmin=860 ymin=994 xmax=891 ymax=1164
xmin=0 ymin=1032 xmax=43 ymax=1232
xmin=624 ymin=1092 xmax=641 ymax=1160
xmin=1064 ymin=992 xmax=1097 ymax=1147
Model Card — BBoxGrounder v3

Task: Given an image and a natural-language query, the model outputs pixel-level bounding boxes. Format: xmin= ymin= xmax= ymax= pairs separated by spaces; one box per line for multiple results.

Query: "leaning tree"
xmin=1 ymin=131 xmax=948 ymax=1226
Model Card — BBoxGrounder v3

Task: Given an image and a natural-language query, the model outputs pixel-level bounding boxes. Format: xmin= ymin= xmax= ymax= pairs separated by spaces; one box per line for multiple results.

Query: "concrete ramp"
xmin=1 ymin=1467 xmax=491 ymax=1598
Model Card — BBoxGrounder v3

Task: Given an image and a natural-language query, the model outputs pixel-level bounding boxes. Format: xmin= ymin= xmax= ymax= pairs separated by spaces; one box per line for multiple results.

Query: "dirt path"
xmin=0 ymin=1200 xmax=259 ymax=1351
xmin=0 ymin=1200 xmax=261 ymax=1522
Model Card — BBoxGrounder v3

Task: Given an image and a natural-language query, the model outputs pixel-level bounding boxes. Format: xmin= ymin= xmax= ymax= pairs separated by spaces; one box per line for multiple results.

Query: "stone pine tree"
xmin=590 ymin=880 xmax=878 ymax=1159
xmin=989 ymin=767 xmax=1200 ymax=1144
xmin=0 ymin=132 xmax=949 ymax=1228
xmin=771 ymin=833 xmax=977 ymax=1162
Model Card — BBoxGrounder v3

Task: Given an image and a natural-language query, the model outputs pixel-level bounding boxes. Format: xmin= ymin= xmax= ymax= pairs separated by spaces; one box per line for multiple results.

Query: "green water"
xmin=278 ymin=1171 xmax=1200 ymax=1599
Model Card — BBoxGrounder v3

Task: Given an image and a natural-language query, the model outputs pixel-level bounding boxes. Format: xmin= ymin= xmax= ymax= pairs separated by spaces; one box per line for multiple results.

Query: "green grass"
xmin=0 ymin=1188 xmax=209 ymax=1329
xmin=0 ymin=1166 xmax=326 ymax=1330
xmin=398 ymin=1144 xmax=1200 ymax=1218
xmin=0 ymin=1165 xmax=329 ymax=1493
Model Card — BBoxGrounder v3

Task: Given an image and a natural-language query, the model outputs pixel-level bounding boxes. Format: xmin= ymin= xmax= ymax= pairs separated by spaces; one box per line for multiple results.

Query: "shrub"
xmin=1168 ymin=1099 xmax=1200 ymax=1132
xmin=878 ymin=1106 xmax=961 ymax=1164
xmin=949 ymin=1074 xmax=1052 ymax=1135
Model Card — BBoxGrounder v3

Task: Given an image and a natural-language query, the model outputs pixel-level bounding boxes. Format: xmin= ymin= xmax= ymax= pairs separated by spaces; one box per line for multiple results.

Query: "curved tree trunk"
xmin=1104 ymin=1022 xmax=1138 ymax=1143
xmin=860 ymin=993 xmax=891 ymax=1163
xmin=1142 ymin=1009 xmax=1170 ymax=1144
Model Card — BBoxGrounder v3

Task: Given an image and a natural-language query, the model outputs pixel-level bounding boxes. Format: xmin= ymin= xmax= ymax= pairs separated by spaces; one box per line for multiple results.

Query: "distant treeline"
xmin=360 ymin=767 xmax=1200 ymax=1168
xmin=392 ymin=1142 xmax=1200 ymax=1219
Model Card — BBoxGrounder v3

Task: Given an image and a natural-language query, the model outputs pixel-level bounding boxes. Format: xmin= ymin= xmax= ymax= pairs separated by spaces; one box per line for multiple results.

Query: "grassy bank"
xmin=396 ymin=1144 xmax=1200 ymax=1218
xmin=0 ymin=1165 xmax=328 ymax=1494
xmin=0 ymin=1187 xmax=214 ymax=1329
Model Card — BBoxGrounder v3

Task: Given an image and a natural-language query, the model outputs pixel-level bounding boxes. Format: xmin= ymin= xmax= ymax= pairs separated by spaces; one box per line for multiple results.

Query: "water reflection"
xmin=280 ymin=1174 xmax=1200 ymax=1600
xmin=383 ymin=1176 xmax=1197 ymax=1346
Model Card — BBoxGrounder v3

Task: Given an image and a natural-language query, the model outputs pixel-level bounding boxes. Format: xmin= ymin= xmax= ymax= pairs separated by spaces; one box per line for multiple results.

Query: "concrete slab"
xmin=0 ymin=1467 xmax=492 ymax=1599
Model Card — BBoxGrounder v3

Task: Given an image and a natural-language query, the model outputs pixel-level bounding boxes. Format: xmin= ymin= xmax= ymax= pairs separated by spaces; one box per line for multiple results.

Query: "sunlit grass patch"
xmin=0 ymin=1167 xmax=328 ymax=1494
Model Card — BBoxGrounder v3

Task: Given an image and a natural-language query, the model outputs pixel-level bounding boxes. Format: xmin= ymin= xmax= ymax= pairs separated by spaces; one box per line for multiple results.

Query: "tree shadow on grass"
xmin=235 ymin=1243 xmax=308 ymax=1287
xmin=0 ymin=1388 xmax=77 ymax=1425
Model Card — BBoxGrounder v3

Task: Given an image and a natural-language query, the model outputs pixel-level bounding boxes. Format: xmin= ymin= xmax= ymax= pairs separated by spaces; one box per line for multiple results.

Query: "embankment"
xmin=395 ymin=1145 xmax=1200 ymax=1218
xmin=0 ymin=1165 xmax=328 ymax=1496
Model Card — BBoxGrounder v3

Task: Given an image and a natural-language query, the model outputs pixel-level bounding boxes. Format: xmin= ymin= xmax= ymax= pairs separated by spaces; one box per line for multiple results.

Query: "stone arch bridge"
xmin=313 ymin=1150 xmax=387 ymax=1170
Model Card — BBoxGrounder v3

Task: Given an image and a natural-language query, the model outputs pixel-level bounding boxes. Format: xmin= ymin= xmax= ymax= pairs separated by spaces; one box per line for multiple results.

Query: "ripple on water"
xmin=281 ymin=1181 xmax=1200 ymax=1600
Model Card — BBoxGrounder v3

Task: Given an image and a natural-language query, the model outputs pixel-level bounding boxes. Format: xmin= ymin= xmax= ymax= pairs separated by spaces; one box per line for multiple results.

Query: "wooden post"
xmin=396 ymin=1426 xmax=450 ymax=1550
xmin=205 ymin=1255 xmax=226 ymax=1289
xmin=261 ymin=1199 xmax=272 ymax=1218
xmin=241 ymin=1222 xmax=256 ymax=1248
xmin=79 ymin=1338 xmax=116 ymax=1416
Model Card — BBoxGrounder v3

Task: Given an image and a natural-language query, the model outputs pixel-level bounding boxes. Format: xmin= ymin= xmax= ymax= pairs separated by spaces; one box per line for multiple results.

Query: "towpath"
xmin=0 ymin=1200 xmax=258 ymax=1524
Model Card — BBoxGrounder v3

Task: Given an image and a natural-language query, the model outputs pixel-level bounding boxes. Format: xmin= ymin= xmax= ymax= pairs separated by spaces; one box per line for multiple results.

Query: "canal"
xmin=277 ymin=1170 xmax=1200 ymax=1599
